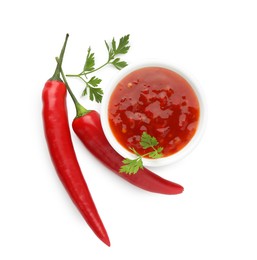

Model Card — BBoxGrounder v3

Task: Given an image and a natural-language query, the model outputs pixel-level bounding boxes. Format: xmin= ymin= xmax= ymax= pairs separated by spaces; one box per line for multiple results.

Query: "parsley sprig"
xmin=120 ymin=132 xmax=164 ymax=175
xmin=66 ymin=35 xmax=130 ymax=103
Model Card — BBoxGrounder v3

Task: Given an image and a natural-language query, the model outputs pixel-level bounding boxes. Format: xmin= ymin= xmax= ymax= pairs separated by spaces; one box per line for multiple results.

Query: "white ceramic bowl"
xmin=101 ymin=62 xmax=206 ymax=167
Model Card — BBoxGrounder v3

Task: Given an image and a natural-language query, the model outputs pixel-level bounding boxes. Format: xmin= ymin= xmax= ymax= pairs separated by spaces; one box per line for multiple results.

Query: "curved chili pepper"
xmin=42 ymin=34 xmax=110 ymax=246
xmin=72 ymin=111 xmax=184 ymax=195
xmin=59 ymin=67 xmax=184 ymax=195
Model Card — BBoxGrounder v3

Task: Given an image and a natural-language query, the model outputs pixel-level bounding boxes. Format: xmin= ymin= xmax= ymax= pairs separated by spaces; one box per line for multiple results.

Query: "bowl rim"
xmin=100 ymin=61 xmax=206 ymax=167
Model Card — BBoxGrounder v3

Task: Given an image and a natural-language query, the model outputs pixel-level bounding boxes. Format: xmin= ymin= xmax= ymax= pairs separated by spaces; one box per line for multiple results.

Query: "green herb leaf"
xmin=111 ymin=58 xmax=128 ymax=70
xmin=119 ymin=157 xmax=143 ymax=175
xmin=148 ymin=147 xmax=163 ymax=159
xmin=88 ymin=76 xmax=102 ymax=87
xmin=83 ymin=47 xmax=95 ymax=71
xmin=67 ymin=34 xmax=130 ymax=103
xmin=82 ymin=76 xmax=103 ymax=103
xmin=106 ymin=35 xmax=130 ymax=60
xmin=105 ymin=40 xmax=114 ymax=60
xmin=120 ymin=132 xmax=164 ymax=174
xmin=111 ymin=37 xmax=117 ymax=53
xmin=140 ymin=132 xmax=159 ymax=149
xmin=114 ymin=35 xmax=130 ymax=55
xmin=104 ymin=40 xmax=109 ymax=51
xmin=82 ymin=87 xmax=87 ymax=96
xmin=89 ymin=87 xmax=103 ymax=103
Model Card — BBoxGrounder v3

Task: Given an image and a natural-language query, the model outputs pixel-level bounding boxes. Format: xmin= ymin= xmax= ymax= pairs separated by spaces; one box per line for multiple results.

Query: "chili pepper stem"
xmin=50 ymin=34 xmax=69 ymax=81
xmin=55 ymin=57 xmax=90 ymax=118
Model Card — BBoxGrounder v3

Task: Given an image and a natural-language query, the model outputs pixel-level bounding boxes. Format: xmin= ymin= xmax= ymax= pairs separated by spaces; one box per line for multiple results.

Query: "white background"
xmin=1 ymin=0 xmax=257 ymax=259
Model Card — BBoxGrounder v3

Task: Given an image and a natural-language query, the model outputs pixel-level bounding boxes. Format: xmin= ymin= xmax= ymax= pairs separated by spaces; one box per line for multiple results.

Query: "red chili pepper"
xmin=42 ymin=34 xmax=110 ymax=246
xmin=58 ymin=66 xmax=184 ymax=195
xmin=73 ymin=111 xmax=184 ymax=194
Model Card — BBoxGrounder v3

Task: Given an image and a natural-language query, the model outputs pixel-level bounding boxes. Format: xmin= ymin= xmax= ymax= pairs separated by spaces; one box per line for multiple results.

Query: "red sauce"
xmin=108 ymin=67 xmax=200 ymax=158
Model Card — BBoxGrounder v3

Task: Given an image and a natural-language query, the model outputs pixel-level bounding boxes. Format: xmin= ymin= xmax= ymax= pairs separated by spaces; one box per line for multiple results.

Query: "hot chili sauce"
xmin=108 ymin=67 xmax=200 ymax=158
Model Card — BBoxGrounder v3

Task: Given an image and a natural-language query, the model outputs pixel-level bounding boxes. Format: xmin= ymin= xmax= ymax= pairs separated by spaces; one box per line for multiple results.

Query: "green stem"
xmin=55 ymin=57 xmax=90 ymax=118
xmin=50 ymin=34 xmax=69 ymax=81
xmin=130 ymin=146 xmax=162 ymax=159
xmin=77 ymin=75 xmax=89 ymax=85
xmin=84 ymin=60 xmax=110 ymax=76
xmin=129 ymin=147 xmax=141 ymax=157
xmin=65 ymin=74 xmax=80 ymax=77
xmin=66 ymin=60 xmax=110 ymax=78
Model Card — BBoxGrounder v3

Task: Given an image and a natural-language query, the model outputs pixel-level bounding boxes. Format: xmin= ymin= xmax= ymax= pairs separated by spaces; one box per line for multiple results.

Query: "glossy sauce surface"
xmin=108 ymin=67 xmax=200 ymax=157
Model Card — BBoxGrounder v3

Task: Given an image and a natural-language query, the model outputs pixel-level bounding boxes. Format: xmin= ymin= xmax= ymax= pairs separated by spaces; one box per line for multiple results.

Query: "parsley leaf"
xmin=148 ymin=147 xmax=163 ymax=159
xmin=82 ymin=76 xmax=103 ymax=103
xmin=119 ymin=157 xmax=143 ymax=175
xmin=67 ymin=34 xmax=130 ymax=103
xmin=88 ymin=76 xmax=101 ymax=87
xmin=120 ymin=132 xmax=164 ymax=174
xmin=83 ymin=47 xmax=95 ymax=72
xmin=89 ymin=87 xmax=103 ymax=103
xmin=113 ymin=35 xmax=130 ymax=56
xmin=140 ymin=132 xmax=158 ymax=149
xmin=106 ymin=34 xmax=130 ymax=68
xmin=111 ymin=58 xmax=128 ymax=70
